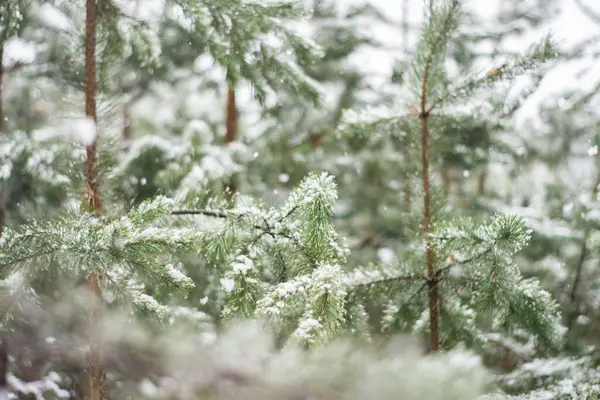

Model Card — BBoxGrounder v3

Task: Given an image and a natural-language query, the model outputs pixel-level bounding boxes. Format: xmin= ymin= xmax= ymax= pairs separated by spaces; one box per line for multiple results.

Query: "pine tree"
xmin=339 ymin=0 xmax=562 ymax=356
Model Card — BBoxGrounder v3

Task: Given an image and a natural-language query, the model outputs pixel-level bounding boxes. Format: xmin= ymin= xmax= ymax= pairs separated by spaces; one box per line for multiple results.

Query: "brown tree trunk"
xmin=85 ymin=3 xmax=102 ymax=212
xmin=0 ymin=45 xmax=3 ymax=135
xmin=419 ymin=65 xmax=440 ymax=353
xmin=122 ymin=105 xmax=132 ymax=139
xmin=224 ymin=87 xmax=238 ymax=200
xmin=225 ymin=87 xmax=237 ymax=143
xmin=84 ymin=0 xmax=107 ymax=398
xmin=477 ymin=170 xmax=486 ymax=196
xmin=308 ymin=131 xmax=326 ymax=149
xmin=0 ymin=336 xmax=7 ymax=392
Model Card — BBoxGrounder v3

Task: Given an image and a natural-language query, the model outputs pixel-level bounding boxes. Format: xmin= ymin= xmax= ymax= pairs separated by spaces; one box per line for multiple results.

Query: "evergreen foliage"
xmin=0 ymin=0 xmax=598 ymax=398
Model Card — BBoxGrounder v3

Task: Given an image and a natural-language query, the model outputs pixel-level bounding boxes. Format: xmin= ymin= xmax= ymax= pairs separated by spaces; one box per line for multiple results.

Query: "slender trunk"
xmin=0 ymin=336 xmax=7 ymax=392
xmin=225 ymin=87 xmax=237 ymax=143
xmin=122 ymin=105 xmax=132 ymax=139
xmin=84 ymin=0 xmax=106 ymax=398
xmin=566 ymin=237 xmax=588 ymax=332
xmin=85 ymin=0 xmax=102 ymax=212
xmin=309 ymin=131 xmax=326 ymax=149
xmin=86 ymin=275 xmax=105 ymax=400
xmin=224 ymin=86 xmax=238 ymax=200
xmin=0 ymin=45 xmax=3 ymax=135
xmin=566 ymin=171 xmax=600 ymax=336
xmin=477 ymin=170 xmax=486 ymax=196
xmin=419 ymin=69 xmax=440 ymax=352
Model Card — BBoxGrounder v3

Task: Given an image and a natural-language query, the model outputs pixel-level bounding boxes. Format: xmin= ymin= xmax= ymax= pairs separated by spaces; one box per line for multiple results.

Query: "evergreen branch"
xmin=103 ymin=273 xmax=130 ymax=302
xmin=278 ymin=232 xmax=318 ymax=268
xmin=171 ymin=209 xmax=230 ymax=218
xmin=401 ymin=280 xmax=430 ymax=309
xmin=1 ymin=235 xmax=194 ymax=273
xmin=352 ymin=273 xmax=427 ymax=288
xmin=173 ymin=203 xmax=321 ymax=269
xmin=173 ymin=205 xmax=297 ymax=225
xmin=431 ymin=35 xmax=558 ymax=109
xmin=172 ymin=209 xmax=268 ymax=233
xmin=423 ymin=1 xmax=459 ymax=84
xmin=172 ymin=206 xmax=298 ymax=241
xmin=435 ymin=245 xmax=496 ymax=277
xmin=0 ymin=249 xmax=58 ymax=271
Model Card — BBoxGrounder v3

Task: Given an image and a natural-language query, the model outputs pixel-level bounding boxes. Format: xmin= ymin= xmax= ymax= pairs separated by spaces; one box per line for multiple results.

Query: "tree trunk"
xmin=0 ymin=45 xmax=3 ymax=135
xmin=565 ymin=169 xmax=600 ymax=342
xmin=122 ymin=105 xmax=132 ymax=139
xmin=224 ymin=86 xmax=238 ymax=200
xmin=224 ymin=87 xmax=237 ymax=143
xmin=84 ymin=0 xmax=107 ymax=398
xmin=477 ymin=170 xmax=486 ymax=196
xmin=419 ymin=64 xmax=440 ymax=353
xmin=308 ymin=131 xmax=326 ymax=149
xmin=0 ymin=336 xmax=7 ymax=392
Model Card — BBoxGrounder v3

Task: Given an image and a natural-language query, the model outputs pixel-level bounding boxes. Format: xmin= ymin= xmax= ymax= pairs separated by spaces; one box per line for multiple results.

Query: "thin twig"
xmin=352 ymin=274 xmax=427 ymax=288
xmin=401 ymin=280 xmax=430 ymax=309
xmin=435 ymin=245 xmax=496 ymax=277
xmin=172 ymin=209 xmax=229 ymax=218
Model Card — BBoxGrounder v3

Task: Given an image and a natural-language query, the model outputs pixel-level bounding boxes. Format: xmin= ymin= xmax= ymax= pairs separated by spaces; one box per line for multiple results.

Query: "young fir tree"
xmin=337 ymin=0 xmax=562 ymax=356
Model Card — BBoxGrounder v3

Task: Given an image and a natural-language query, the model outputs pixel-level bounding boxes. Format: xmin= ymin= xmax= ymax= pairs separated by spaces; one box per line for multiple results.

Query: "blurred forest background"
xmin=1 ymin=0 xmax=600 ymax=398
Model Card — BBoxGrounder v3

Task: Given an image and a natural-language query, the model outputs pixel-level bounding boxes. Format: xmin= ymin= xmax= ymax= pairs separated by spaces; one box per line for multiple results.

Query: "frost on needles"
xmin=337 ymin=0 xmax=562 ymax=357
xmin=0 ymin=0 xmax=595 ymax=398
xmin=0 ymin=196 xmax=201 ymax=320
